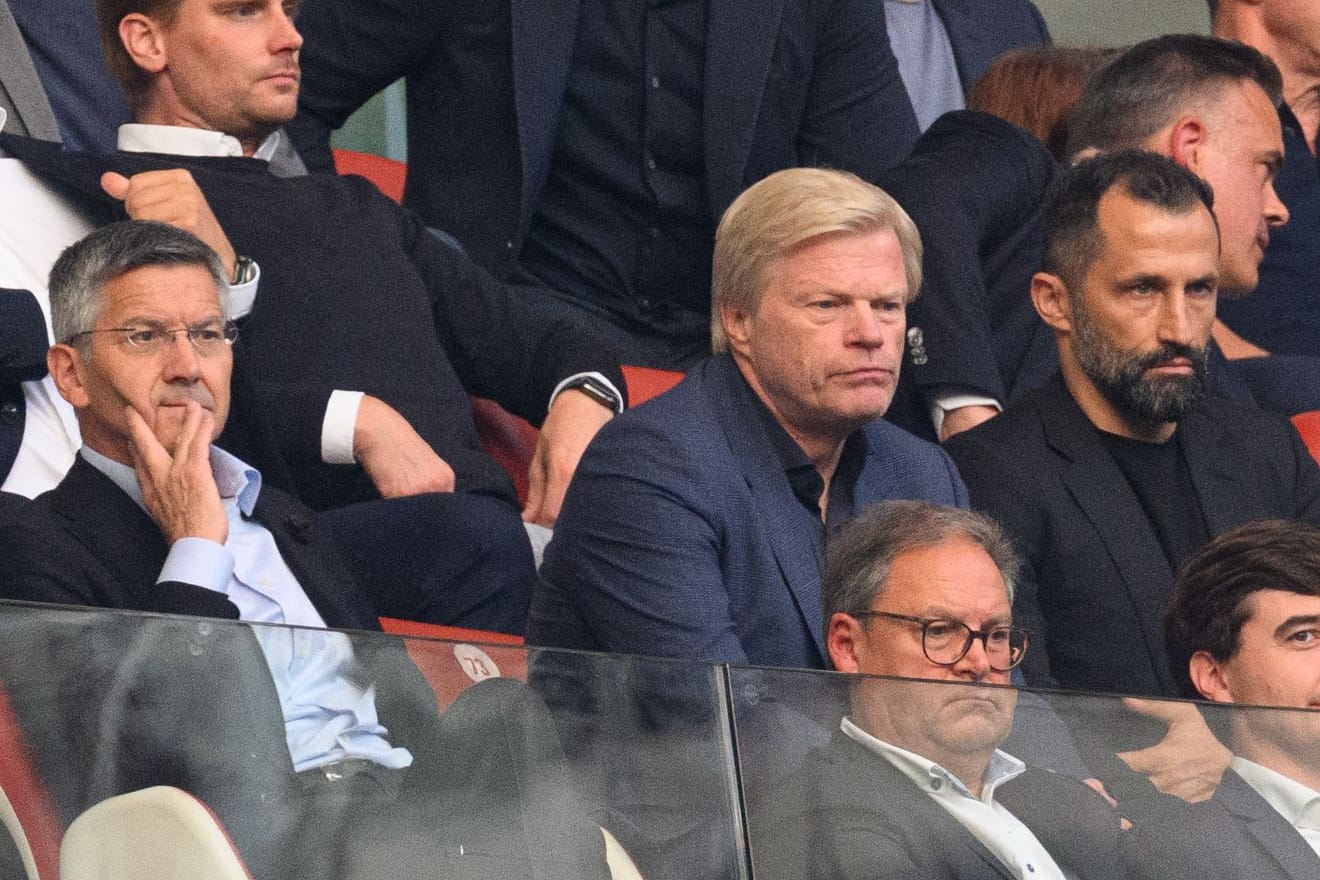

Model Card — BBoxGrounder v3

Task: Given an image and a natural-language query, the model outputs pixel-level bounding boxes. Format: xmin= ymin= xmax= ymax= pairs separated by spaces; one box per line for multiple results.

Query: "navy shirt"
xmin=512 ymin=0 xmax=713 ymax=350
xmin=1218 ymin=104 xmax=1320 ymax=356
xmin=7 ymin=0 xmax=131 ymax=152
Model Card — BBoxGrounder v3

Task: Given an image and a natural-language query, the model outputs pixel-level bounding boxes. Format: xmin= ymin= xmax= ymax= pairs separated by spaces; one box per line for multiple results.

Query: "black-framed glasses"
xmin=852 ymin=611 xmax=1030 ymax=671
xmin=67 ymin=320 xmax=239 ymax=356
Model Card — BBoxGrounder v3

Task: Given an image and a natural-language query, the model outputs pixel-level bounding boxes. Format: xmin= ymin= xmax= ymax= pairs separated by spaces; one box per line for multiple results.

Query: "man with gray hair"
xmin=749 ymin=500 xmax=1123 ymax=880
xmin=529 ymin=167 xmax=966 ymax=669
xmin=0 ymin=218 xmax=610 ymax=880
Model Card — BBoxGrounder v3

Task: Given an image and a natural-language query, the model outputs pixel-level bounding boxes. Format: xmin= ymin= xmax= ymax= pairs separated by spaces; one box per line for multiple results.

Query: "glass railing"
xmin=0 ymin=600 xmax=1315 ymax=880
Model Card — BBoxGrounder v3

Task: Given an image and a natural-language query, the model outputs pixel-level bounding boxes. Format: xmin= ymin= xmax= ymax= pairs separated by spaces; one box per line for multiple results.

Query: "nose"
xmin=952 ymin=633 xmax=993 ymax=679
xmin=272 ymin=4 xmax=304 ymax=52
xmin=848 ymin=301 xmax=894 ymax=348
xmin=1265 ymin=182 xmax=1289 ymax=228
xmin=161 ymin=330 xmax=203 ymax=380
xmin=1157 ymin=293 xmax=1197 ymax=347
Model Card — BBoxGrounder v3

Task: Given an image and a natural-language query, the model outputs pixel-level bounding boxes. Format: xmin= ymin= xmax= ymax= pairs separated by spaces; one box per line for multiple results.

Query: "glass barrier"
xmin=2 ymin=599 xmax=1318 ymax=880
xmin=730 ymin=664 xmax=1320 ymax=880
xmin=0 ymin=601 xmax=744 ymax=880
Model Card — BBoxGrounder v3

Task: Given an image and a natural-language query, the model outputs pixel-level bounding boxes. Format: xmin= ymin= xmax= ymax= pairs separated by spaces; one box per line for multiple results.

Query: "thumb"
xmin=1121 ymin=696 xmax=1192 ymax=725
xmin=101 ymin=171 xmax=131 ymax=201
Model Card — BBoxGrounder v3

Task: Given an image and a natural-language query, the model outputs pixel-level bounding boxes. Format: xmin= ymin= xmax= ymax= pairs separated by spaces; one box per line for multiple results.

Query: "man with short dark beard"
xmin=946 ymin=151 xmax=1320 ymax=699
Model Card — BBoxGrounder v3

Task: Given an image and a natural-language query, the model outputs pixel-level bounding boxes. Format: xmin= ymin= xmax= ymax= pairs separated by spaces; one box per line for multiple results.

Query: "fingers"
xmin=522 ymin=441 xmax=549 ymax=524
xmin=101 ymin=171 xmax=131 ymax=201
xmin=1121 ymin=696 xmax=1194 ymax=724
xmin=125 ymin=405 xmax=170 ymax=478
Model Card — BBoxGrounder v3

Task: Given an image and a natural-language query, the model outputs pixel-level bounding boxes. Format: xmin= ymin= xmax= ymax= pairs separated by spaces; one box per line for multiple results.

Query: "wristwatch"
xmin=562 ymin=375 xmax=624 ymax=413
xmin=231 ymin=255 xmax=257 ymax=285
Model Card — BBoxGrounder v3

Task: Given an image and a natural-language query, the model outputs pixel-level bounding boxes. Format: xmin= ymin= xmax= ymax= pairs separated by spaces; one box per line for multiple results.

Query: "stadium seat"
xmin=330 ymin=149 xmax=407 ymax=203
xmin=1291 ymin=411 xmax=1320 ymax=466
xmin=60 ymin=787 xmax=251 ymax=880
xmin=0 ymin=686 xmax=61 ymax=880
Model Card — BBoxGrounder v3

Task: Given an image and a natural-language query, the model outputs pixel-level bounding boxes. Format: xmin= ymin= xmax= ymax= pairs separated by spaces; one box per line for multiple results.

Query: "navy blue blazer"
xmin=529 ymin=354 xmax=968 ymax=669
xmin=290 ymin=0 xmax=921 ymax=274
xmin=931 ymin=0 xmax=1050 ymax=95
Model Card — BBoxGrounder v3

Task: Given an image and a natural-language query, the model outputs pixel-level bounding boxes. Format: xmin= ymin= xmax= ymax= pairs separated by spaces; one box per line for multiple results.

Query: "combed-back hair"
xmin=1040 ymin=150 xmax=1217 ymax=292
xmin=1166 ymin=519 xmax=1320 ymax=699
xmin=821 ymin=500 xmax=1020 ymax=634
xmin=1066 ymin=33 xmax=1282 ymax=158
xmin=710 ymin=167 xmax=922 ymax=352
xmin=50 ymin=220 xmax=228 ymax=347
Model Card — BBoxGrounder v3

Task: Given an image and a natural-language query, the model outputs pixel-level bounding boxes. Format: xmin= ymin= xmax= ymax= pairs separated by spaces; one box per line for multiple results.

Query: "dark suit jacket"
xmin=931 ymin=0 xmax=1050 ymax=96
xmin=749 ymin=729 xmax=1123 ymax=880
xmin=528 ymin=354 xmax=967 ymax=668
xmin=1125 ymin=768 xmax=1320 ymax=880
xmin=945 ymin=374 xmax=1320 ymax=696
xmin=1 ymin=132 xmax=623 ymax=510
xmin=0 ymin=289 xmax=47 ymax=482
xmin=0 ymin=457 xmax=447 ymax=875
xmin=877 ymin=111 xmax=1056 ymax=441
xmin=289 ymin=0 xmax=921 ymax=274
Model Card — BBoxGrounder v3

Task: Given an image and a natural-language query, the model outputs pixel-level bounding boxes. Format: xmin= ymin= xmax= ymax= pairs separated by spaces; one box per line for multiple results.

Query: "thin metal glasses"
xmin=853 ymin=611 xmax=1029 ymax=671
xmin=67 ymin=320 xmax=239 ymax=356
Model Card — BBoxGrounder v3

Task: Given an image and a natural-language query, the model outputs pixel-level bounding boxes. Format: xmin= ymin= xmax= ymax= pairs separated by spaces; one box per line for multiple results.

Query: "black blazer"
xmin=290 ymin=0 xmax=922 ymax=273
xmin=945 ymin=374 xmax=1320 ymax=696
xmin=1125 ymin=768 xmax=1320 ymax=880
xmin=0 ymin=288 xmax=48 ymax=483
xmin=748 ymin=729 xmax=1124 ymax=880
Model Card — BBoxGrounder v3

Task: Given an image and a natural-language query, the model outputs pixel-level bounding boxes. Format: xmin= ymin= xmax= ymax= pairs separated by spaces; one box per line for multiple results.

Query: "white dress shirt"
xmin=842 ymin=716 xmax=1072 ymax=880
xmin=1233 ymin=756 xmax=1320 ymax=860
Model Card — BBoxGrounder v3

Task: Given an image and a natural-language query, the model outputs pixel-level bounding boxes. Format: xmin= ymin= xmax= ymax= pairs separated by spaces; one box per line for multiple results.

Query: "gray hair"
xmin=710 ymin=167 xmax=922 ymax=352
xmin=821 ymin=501 xmax=1020 ymax=629
xmin=49 ymin=220 xmax=229 ymax=346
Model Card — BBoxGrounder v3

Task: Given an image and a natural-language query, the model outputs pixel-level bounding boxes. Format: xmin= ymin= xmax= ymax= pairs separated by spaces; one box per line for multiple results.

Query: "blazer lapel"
xmin=509 ymin=0 xmax=581 ymax=225
xmin=1037 ymin=377 xmax=1177 ymax=692
xmin=1218 ymin=771 xmax=1320 ymax=880
xmin=703 ymin=0 xmax=786 ymax=213
xmin=826 ymin=733 xmax=1017 ymax=878
xmin=928 ymin=0 xmax=988 ymax=90
xmin=707 ymin=357 xmax=827 ymax=664
xmin=1180 ymin=406 xmax=1252 ymax=535
xmin=0 ymin=3 xmax=60 ymax=141
xmin=48 ymin=458 xmax=240 ymax=619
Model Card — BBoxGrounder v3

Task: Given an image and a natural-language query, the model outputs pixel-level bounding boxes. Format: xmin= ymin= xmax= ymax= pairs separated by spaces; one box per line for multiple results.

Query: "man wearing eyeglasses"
xmin=749 ymin=500 xmax=1122 ymax=880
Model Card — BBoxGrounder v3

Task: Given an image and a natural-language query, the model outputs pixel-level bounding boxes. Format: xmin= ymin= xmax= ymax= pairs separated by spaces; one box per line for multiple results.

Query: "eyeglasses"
xmin=67 ymin=320 xmax=239 ymax=356
xmin=852 ymin=611 xmax=1030 ymax=671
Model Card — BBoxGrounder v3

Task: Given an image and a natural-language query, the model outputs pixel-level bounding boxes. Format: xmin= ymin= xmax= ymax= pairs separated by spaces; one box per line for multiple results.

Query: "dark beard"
xmin=1074 ymin=319 xmax=1208 ymax=428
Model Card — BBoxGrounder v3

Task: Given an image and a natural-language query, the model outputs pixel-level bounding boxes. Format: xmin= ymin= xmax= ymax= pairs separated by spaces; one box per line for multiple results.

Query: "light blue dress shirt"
xmin=82 ymin=445 xmax=413 ymax=772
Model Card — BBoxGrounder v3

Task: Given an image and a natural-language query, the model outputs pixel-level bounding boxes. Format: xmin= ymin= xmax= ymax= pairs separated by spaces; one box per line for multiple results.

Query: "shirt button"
xmin=647 ymin=158 xmax=657 ymax=170
xmin=0 ymin=402 xmax=17 ymax=424
xmin=930 ymin=777 xmax=943 ymax=791
xmin=651 ymin=75 xmax=660 ymax=89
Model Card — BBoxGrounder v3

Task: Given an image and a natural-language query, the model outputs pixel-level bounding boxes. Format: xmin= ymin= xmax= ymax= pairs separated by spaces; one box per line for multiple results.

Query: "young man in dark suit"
xmin=0 ymin=219 xmax=608 ymax=880
xmin=1125 ymin=519 xmax=1320 ymax=879
xmin=749 ymin=500 xmax=1123 ymax=880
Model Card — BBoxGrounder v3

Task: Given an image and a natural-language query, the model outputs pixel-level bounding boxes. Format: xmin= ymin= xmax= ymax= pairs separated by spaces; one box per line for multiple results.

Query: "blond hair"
xmin=710 ymin=168 xmax=922 ymax=352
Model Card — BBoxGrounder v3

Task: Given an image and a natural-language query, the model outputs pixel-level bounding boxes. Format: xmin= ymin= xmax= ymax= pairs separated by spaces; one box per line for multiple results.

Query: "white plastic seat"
xmin=0 ymin=785 xmax=40 ymax=880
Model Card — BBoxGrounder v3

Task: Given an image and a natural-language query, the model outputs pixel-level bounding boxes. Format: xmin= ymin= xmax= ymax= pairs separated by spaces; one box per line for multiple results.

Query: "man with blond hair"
xmin=529 ymin=167 xmax=966 ymax=668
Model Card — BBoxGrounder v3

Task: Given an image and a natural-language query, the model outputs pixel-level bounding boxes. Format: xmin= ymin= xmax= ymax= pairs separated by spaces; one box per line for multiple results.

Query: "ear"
xmin=47 ymin=343 xmax=90 ymax=410
xmin=826 ymin=613 xmax=864 ymax=673
xmin=1188 ymin=650 xmax=1235 ymax=703
xmin=1031 ymin=271 xmax=1072 ymax=333
xmin=720 ymin=303 xmax=753 ymax=355
xmin=119 ymin=12 xmax=169 ymax=76
xmin=1162 ymin=114 xmax=1208 ymax=173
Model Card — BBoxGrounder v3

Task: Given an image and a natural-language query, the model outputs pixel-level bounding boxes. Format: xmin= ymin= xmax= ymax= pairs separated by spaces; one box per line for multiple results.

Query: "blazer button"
xmin=0 ymin=402 xmax=18 ymax=424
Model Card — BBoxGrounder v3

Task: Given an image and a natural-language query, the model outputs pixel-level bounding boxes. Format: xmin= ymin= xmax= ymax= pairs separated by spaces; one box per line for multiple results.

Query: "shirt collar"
xmin=117 ymin=124 xmax=284 ymax=162
xmin=80 ymin=443 xmax=263 ymax=516
xmin=841 ymin=716 xmax=1025 ymax=803
xmin=1232 ymin=756 xmax=1320 ymax=832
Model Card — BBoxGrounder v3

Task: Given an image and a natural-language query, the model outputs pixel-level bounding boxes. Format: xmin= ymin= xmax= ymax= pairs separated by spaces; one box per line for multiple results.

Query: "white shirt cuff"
xmin=226 ymin=260 xmax=260 ymax=319
xmin=929 ymin=391 xmax=1002 ymax=436
xmin=158 ymin=537 xmax=235 ymax=593
xmin=322 ymin=390 xmax=365 ymax=464
xmin=549 ymin=372 xmax=625 ymax=415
